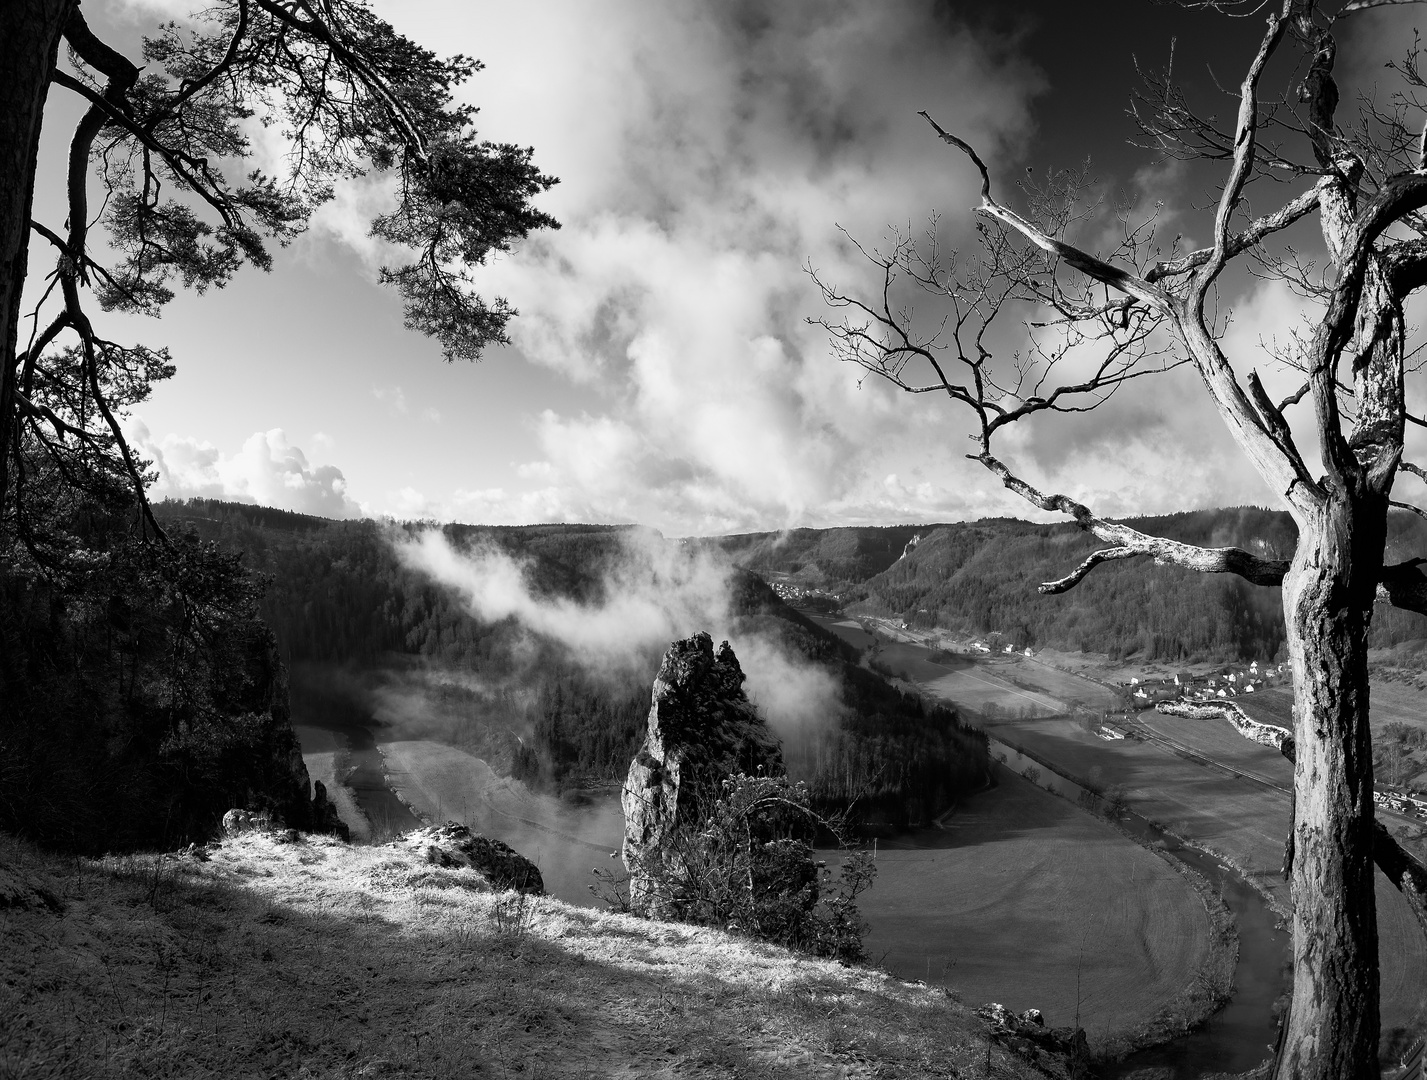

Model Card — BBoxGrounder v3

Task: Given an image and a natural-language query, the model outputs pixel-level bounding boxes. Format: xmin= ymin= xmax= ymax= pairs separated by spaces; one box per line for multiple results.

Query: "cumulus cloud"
xmin=396 ymin=527 xmax=843 ymax=737
xmin=129 ymin=422 xmax=363 ymax=518
xmin=283 ymin=0 xmax=1042 ymax=534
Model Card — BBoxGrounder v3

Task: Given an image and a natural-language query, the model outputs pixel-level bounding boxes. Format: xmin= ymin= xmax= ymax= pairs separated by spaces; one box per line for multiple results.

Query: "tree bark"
xmin=0 ymin=0 xmax=74 ymax=519
xmin=1276 ymin=494 xmax=1385 ymax=1080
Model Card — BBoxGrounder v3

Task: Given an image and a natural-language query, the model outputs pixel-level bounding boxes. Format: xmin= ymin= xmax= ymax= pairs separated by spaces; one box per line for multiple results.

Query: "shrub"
xmin=607 ymin=773 xmax=876 ymax=963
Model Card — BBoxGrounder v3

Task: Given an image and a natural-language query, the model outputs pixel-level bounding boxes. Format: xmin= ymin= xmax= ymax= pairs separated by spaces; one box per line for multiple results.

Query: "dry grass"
xmin=0 ymin=829 xmax=1051 ymax=1080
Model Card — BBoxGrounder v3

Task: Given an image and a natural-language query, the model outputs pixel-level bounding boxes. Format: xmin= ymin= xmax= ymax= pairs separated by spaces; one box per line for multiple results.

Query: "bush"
xmin=604 ymin=773 xmax=876 ymax=963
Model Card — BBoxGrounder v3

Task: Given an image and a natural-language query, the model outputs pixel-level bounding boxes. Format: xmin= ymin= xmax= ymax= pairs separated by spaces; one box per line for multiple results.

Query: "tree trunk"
xmin=1275 ymin=494 xmax=1385 ymax=1080
xmin=0 ymin=0 xmax=73 ymax=517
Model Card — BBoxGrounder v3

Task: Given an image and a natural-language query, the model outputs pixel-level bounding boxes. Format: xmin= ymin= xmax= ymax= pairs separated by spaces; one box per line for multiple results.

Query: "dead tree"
xmin=812 ymin=3 xmax=1427 ymax=1076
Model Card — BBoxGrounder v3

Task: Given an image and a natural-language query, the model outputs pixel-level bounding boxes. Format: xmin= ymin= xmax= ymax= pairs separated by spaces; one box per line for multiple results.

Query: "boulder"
xmin=222 ymin=808 xmax=260 ymax=836
xmin=975 ymin=1003 xmax=1088 ymax=1077
xmin=389 ymin=823 xmax=543 ymax=895
xmin=621 ymin=632 xmax=783 ymax=913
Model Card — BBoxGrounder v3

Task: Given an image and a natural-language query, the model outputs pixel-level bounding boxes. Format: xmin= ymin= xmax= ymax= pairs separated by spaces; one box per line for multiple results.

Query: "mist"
xmin=395 ymin=526 xmax=845 ymax=744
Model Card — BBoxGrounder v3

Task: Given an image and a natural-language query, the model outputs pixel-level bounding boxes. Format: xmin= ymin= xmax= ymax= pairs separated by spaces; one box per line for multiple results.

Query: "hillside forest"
xmin=717 ymin=508 xmax=1427 ymax=662
xmin=153 ymin=501 xmax=987 ymax=827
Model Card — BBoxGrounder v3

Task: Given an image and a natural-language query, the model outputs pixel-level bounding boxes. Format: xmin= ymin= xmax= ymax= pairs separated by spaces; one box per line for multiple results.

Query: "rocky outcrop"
xmin=234 ymin=636 xmax=350 ymax=841
xmin=621 ymin=632 xmax=783 ymax=913
xmin=389 ymin=823 xmax=544 ymax=895
xmin=976 ymin=1003 xmax=1088 ymax=1078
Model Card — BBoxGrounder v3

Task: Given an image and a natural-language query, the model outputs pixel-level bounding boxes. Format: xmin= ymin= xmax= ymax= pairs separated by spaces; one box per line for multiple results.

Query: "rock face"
xmin=621 ymin=633 xmax=782 ymax=913
xmin=390 ymin=823 xmax=544 ymax=895
xmin=239 ymin=639 xmax=350 ymax=842
xmin=976 ymin=1003 xmax=1088 ymax=1077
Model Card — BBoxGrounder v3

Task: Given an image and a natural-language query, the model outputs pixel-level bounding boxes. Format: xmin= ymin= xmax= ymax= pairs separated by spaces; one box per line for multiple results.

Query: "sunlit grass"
xmin=1 ymin=828 xmax=1046 ymax=1078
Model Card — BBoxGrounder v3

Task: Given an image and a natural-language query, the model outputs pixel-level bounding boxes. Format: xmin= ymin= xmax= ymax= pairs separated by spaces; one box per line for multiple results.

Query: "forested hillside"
xmin=154 ymin=501 xmax=985 ymax=826
xmin=715 ymin=509 xmax=1427 ymax=662
xmin=702 ymin=525 xmax=934 ymax=593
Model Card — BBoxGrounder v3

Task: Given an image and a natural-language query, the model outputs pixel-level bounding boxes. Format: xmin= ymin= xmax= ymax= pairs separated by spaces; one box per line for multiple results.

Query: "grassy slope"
xmin=0 ymin=830 xmax=1050 ymax=1080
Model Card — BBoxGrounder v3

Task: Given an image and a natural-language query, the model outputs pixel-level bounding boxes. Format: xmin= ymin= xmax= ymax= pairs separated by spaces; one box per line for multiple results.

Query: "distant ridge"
xmin=704 ymin=507 xmax=1427 ymax=662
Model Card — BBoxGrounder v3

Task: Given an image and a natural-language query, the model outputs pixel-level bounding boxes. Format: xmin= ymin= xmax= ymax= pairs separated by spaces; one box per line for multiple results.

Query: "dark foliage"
xmin=0 ymin=522 xmax=323 ymax=852
xmin=719 ymin=508 xmax=1427 ymax=662
xmin=606 ymin=772 xmax=876 ymax=963
xmin=153 ymin=500 xmax=988 ymax=826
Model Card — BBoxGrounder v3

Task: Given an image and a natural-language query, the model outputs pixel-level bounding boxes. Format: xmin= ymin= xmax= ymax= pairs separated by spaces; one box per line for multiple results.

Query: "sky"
xmin=28 ymin=0 xmax=1427 ymax=535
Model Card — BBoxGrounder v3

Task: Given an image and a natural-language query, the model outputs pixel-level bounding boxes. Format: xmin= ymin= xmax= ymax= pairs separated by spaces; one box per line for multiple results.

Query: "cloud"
xmin=130 ymin=422 xmax=363 ymax=518
xmin=395 ymin=526 xmax=843 ymax=737
xmin=372 ymin=385 xmax=409 ymax=415
xmin=294 ymin=0 xmax=1043 ymax=534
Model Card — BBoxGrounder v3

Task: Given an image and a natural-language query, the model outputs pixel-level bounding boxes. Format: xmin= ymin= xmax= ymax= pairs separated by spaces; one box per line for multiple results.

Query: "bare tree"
xmin=812 ymin=2 xmax=1427 ymax=1076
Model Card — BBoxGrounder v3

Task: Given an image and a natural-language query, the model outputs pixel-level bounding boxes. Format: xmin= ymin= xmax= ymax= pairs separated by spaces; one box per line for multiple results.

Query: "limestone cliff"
xmin=621 ymin=633 xmax=782 ymax=912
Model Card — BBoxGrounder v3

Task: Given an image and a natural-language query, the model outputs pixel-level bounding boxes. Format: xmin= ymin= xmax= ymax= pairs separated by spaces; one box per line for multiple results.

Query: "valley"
xmin=811 ymin=614 xmax=1427 ymax=1058
xmin=189 ymin=500 xmax=1427 ymax=1070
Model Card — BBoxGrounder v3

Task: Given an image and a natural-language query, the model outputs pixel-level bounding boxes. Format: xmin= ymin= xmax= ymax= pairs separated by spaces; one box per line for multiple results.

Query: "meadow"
xmin=858 ymin=769 xmax=1222 ymax=1044
xmin=974 ymin=711 xmax=1427 ymax=1038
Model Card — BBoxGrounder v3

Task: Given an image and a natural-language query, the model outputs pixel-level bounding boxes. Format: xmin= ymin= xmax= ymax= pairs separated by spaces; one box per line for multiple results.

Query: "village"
xmin=1105 ymin=663 xmax=1427 ymax=819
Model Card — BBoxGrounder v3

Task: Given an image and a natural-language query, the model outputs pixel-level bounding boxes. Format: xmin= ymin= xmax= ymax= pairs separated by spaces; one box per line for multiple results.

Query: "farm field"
xmin=1007 ymin=659 xmax=1122 ymax=712
xmin=977 ymin=712 xmax=1427 ymax=1037
xmin=1136 ymin=710 xmax=1293 ymax=791
xmin=378 ymin=739 xmax=623 ymax=905
xmin=920 ymin=663 xmax=1066 ymax=718
xmin=293 ymin=725 xmax=370 ymax=841
xmin=985 ymin=715 xmax=1292 ymax=899
xmin=872 ymin=642 xmax=1070 ymax=717
xmin=805 ymin=614 xmax=879 ymax=651
xmin=1366 ymin=677 xmax=1427 ymax=732
xmin=860 ymin=768 xmax=1214 ymax=1041
xmin=1232 ymin=689 xmax=1293 ymax=731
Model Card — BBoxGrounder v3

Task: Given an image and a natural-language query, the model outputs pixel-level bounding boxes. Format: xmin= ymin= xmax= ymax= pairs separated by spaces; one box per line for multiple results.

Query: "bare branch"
xmin=1340 ymin=0 xmax=1427 ymax=11
xmin=1039 ymin=547 xmax=1144 ymax=593
xmin=1146 ymin=183 xmax=1323 ymax=282
xmin=1194 ymin=2 xmax=1291 ymax=294
xmin=919 ymin=111 xmax=1173 ymax=315
xmin=1389 ymin=498 xmax=1427 ymax=520
xmin=975 ymin=451 xmax=1291 ymax=591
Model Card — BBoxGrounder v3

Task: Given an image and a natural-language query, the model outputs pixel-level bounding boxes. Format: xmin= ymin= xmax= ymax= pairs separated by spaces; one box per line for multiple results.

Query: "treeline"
xmin=720 ymin=508 xmax=1427 ymax=663
xmin=700 ymin=524 xmax=930 ymax=593
xmin=154 ymin=500 xmax=987 ymax=826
